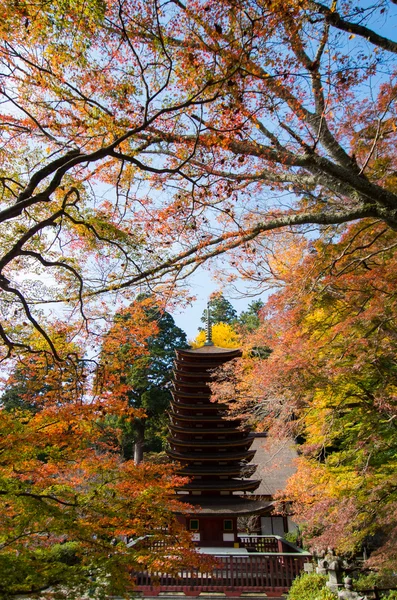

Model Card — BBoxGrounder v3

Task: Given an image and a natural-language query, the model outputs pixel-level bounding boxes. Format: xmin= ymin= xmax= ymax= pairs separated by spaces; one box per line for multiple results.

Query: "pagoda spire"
xmin=204 ymin=301 xmax=214 ymax=346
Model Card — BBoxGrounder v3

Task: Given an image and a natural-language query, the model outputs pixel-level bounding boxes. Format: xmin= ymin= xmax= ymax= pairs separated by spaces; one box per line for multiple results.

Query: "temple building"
xmin=167 ymin=309 xmax=275 ymax=547
xmin=132 ymin=309 xmax=309 ymax=597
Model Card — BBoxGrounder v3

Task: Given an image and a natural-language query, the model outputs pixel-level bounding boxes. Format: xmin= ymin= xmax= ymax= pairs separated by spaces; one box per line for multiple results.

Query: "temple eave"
xmin=174 ymin=496 xmax=271 ymax=516
xmin=169 ymin=412 xmax=241 ymax=423
xmin=180 ymin=479 xmax=261 ymax=492
xmin=169 ymin=436 xmax=255 ymax=449
xmin=176 ymin=464 xmax=258 ymax=477
xmin=169 ymin=424 xmax=248 ymax=435
xmin=167 ymin=449 xmax=256 ymax=462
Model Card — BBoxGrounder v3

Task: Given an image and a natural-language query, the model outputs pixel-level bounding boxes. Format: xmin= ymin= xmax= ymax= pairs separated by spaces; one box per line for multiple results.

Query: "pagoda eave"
xmin=180 ymin=479 xmax=261 ymax=492
xmin=167 ymin=449 xmax=256 ymax=462
xmin=174 ymin=496 xmax=272 ymax=516
xmin=176 ymin=464 xmax=257 ymax=477
xmin=169 ymin=424 xmax=248 ymax=435
xmin=171 ymin=400 xmax=227 ymax=410
xmin=169 ymin=435 xmax=255 ymax=449
xmin=169 ymin=412 xmax=241 ymax=423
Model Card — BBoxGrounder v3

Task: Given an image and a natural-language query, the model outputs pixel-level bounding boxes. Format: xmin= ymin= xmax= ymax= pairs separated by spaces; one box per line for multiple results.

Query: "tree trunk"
xmin=134 ymin=420 xmax=145 ymax=465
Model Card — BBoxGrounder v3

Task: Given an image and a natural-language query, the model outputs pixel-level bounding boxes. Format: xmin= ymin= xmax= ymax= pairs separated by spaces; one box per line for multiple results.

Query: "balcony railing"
xmin=133 ymin=553 xmax=311 ymax=595
xmin=238 ymin=534 xmax=302 ymax=554
xmin=130 ymin=536 xmax=311 ymax=595
xmin=238 ymin=535 xmax=280 ymax=553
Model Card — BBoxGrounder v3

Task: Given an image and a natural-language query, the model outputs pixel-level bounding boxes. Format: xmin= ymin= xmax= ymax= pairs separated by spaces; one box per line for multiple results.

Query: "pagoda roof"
xmin=174 ymin=495 xmax=272 ymax=516
xmin=174 ymin=362 xmax=235 ymax=372
xmin=172 ymin=381 xmax=212 ymax=390
xmin=176 ymin=464 xmax=257 ymax=477
xmin=171 ymin=390 xmax=217 ymax=399
xmin=170 ymin=402 xmax=226 ymax=412
xmin=180 ymin=479 xmax=261 ymax=492
xmin=177 ymin=346 xmax=241 ymax=356
xmin=169 ymin=423 xmax=248 ymax=435
xmin=167 ymin=448 xmax=256 ymax=462
xmin=174 ymin=375 xmax=212 ymax=383
xmin=169 ymin=412 xmax=239 ymax=423
xmin=169 ymin=434 xmax=255 ymax=448
xmin=174 ymin=358 xmax=228 ymax=368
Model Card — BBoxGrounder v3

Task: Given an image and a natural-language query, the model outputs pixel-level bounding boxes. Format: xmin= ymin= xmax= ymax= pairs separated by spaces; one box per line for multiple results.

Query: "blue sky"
xmin=170 ymin=268 xmax=266 ymax=341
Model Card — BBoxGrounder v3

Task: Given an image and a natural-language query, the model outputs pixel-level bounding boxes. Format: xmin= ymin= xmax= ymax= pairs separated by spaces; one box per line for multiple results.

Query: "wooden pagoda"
xmin=167 ymin=310 xmax=266 ymax=547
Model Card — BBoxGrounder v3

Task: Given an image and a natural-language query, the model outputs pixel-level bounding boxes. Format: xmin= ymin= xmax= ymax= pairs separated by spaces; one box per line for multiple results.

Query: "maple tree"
xmin=0 ymin=0 xmax=397 ymax=359
xmin=0 ymin=323 xmax=88 ymax=415
xmin=0 ymin=0 xmax=396 ymax=585
xmin=0 ymin=401 xmax=205 ymax=596
xmin=216 ymin=220 xmax=397 ymax=570
xmin=0 ymin=318 xmax=206 ymax=596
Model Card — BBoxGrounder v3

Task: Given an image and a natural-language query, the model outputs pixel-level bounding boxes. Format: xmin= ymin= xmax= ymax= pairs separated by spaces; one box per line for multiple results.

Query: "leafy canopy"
xmin=0 ymin=315 xmax=202 ymax=596
xmin=0 ymin=1 xmax=397 ymax=358
xmin=222 ymin=220 xmax=397 ymax=569
xmin=192 ymin=321 xmax=240 ymax=348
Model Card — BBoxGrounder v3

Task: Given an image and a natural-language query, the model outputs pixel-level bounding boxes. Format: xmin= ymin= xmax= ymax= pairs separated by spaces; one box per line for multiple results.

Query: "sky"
xmin=170 ymin=268 xmax=267 ymax=342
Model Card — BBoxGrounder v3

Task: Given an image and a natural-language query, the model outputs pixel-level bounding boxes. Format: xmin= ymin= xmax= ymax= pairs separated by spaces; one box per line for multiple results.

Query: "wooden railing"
xmin=133 ymin=553 xmax=311 ymax=595
xmin=238 ymin=535 xmax=280 ymax=553
xmin=132 ymin=534 xmax=298 ymax=554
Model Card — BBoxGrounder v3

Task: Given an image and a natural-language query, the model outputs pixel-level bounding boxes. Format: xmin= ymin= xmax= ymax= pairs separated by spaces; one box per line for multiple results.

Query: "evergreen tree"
xmin=237 ymin=300 xmax=271 ymax=358
xmin=237 ymin=300 xmax=265 ymax=333
xmin=200 ymin=293 xmax=237 ymax=327
xmin=0 ymin=374 xmax=34 ymax=412
xmin=101 ymin=297 xmax=188 ymax=463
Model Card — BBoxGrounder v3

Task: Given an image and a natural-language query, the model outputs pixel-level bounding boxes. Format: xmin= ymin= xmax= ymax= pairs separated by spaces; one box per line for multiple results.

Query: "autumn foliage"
xmin=0 ymin=0 xmax=397 ymax=356
xmin=216 ymin=220 xmax=397 ymax=569
xmin=0 ymin=311 xmax=201 ymax=595
xmin=191 ymin=321 xmax=240 ymax=348
xmin=3 ymin=409 xmax=209 ymax=594
xmin=1 ymin=0 xmax=397 ymax=587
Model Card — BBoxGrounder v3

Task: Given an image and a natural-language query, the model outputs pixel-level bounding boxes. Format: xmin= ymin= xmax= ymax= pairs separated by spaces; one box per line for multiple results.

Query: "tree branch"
xmin=309 ymin=1 xmax=397 ymax=54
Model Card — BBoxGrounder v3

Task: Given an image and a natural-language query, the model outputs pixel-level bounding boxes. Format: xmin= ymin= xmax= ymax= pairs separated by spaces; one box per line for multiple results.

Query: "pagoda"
xmin=167 ymin=305 xmax=266 ymax=547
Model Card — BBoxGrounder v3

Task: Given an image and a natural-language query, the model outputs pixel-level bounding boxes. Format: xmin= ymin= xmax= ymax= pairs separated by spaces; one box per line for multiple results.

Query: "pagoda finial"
xmin=204 ymin=300 xmax=214 ymax=346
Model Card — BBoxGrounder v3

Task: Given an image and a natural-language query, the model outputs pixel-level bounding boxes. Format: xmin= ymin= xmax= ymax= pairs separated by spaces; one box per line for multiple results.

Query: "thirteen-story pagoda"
xmin=167 ymin=304 xmax=264 ymax=547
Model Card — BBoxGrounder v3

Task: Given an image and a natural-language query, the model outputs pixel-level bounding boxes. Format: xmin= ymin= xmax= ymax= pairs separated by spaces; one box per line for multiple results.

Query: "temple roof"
xmin=175 ymin=495 xmax=272 ymax=516
xmin=177 ymin=346 xmax=241 ymax=356
xmin=167 ymin=448 xmax=256 ymax=462
xmin=169 ymin=401 xmax=225 ymax=410
xmin=180 ymin=479 xmax=261 ymax=492
xmin=173 ymin=380 xmax=211 ymax=388
xmin=248 ymin=436 xmax=298 ymax=497
xmin=169 ymin=434 xmax=255 ymax=448
xmin=169 ymin=412 xmax=239 ymax=422
xmin=169 ymin=423 xmax=246 ymax=435
xmin=171 ymin=391 xmax=222 ymax=400
xmin=176 ymin=464 xmax=257 ymax=476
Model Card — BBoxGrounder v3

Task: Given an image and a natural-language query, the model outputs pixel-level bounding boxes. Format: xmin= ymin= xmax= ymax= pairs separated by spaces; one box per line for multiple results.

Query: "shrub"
xmin=316 ymin=588 xmax=337 ymax=600
xmin=284 ymin=530 xmax=301 ymax=545
xmin=354 ymin=572 xmax=397 ymax=593
xmin=287 ymin=572 xmax=329 ymax=600
xmin=354 ymin=572 xmax=379 ymax=591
